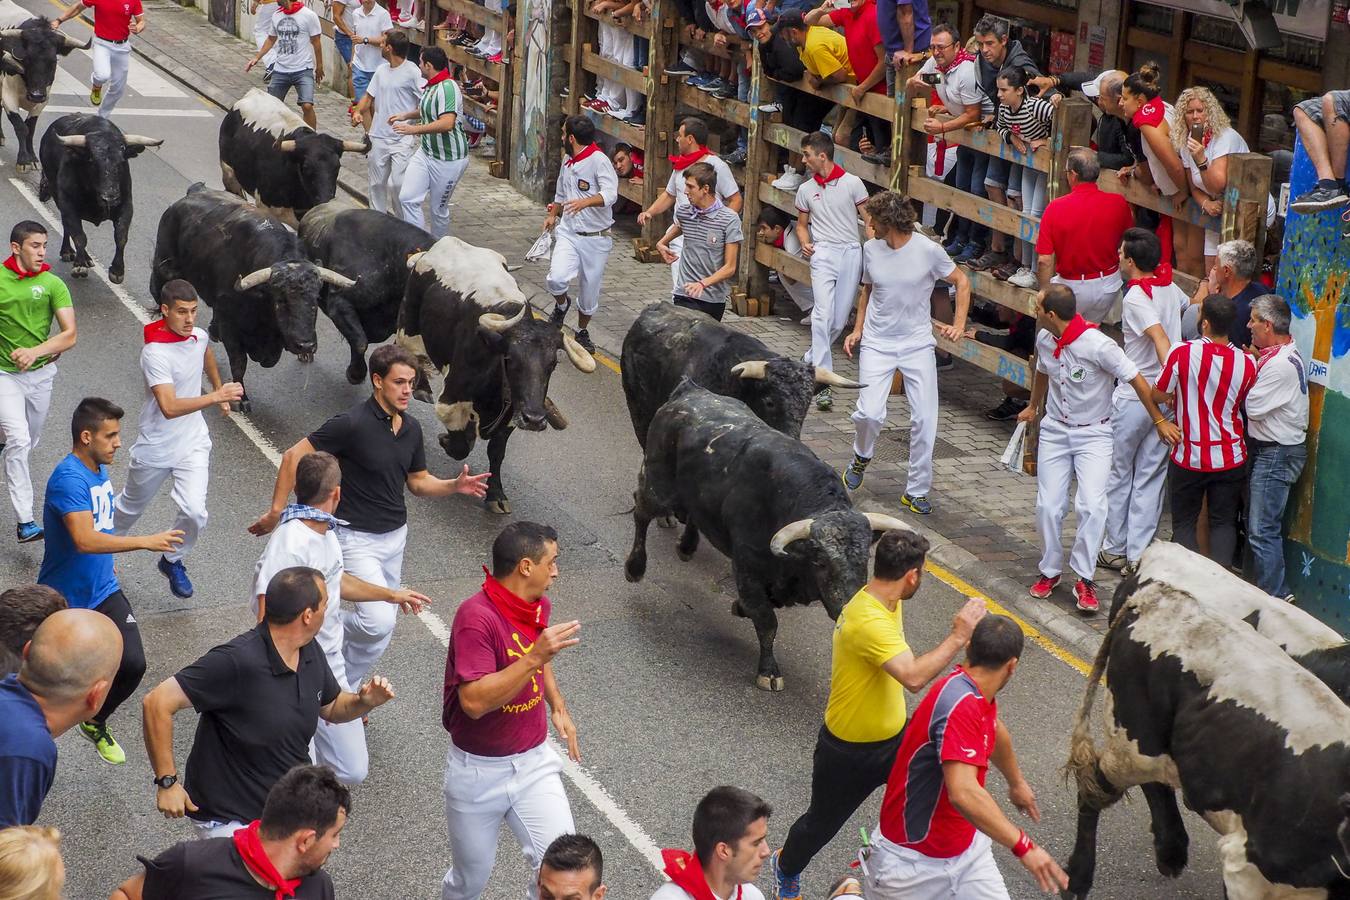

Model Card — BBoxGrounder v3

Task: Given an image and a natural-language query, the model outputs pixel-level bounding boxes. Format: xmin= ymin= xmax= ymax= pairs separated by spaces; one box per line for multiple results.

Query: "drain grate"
xmin=871 ymin=431 xmax=965 ymax=464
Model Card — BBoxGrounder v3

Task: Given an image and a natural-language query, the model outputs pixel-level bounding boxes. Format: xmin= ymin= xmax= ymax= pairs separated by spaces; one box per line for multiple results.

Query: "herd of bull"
xmin=6 ymin=11 xmax=1350 ymax=896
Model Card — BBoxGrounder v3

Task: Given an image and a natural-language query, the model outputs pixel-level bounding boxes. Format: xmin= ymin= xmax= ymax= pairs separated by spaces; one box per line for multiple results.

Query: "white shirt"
xmin=252 ymin=518 xmax=349 ymax=690
xmin=349 ymin=4 xmax=393 ymax=72
xmin=554 ymin=146 xmax=619 ymax=234
xmin=651 ymin=880 xmax=767 ymax=900
xmin=795 ymin=170 xmax=867 ymax=246
xmin=1114 ymin=281 xmax=1187 ymax=403
xmin=265 ymin=6 xmax=322 ymax=74
xmin=368 ymin=60 xmax=424 ymax=143
xmin=1181 ymin=127 xmax=1246 ymax=194
xmin=1246 ymin=342 xmax=1308 ymax=446
xmin=860 ymin=233 xmax=955 ymax=350
xmin=253 ymin=0 xmax=277 ymax=35
xmin=917 ymin=56 xmax=987 ymax=117
xmin=666 ymin=154 xmax=740 ymax=215
xmin=130 ymin=328 xmax=210 ymax=469
xmin=1035 ymin=327 xmax=1139 ymax=425
xmin=1139 ymin=101 xmax=1181 ymax=197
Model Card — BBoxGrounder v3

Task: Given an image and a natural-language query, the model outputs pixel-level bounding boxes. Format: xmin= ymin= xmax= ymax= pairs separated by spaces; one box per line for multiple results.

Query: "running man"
xmin=52 ymin=0 xmax=146 ymax=118
xmin=244 ymin=0 xmax=324 ymax=129
xmin=544 ymin=115 xmax=618 ymax=355
xmin=394 ymin=47 xmax=470 ymax=238
xmin=0 ymin=221 xmax=77 ymax=543
xmin=354 ymin=31 xmax=423 ymax=214
xmin=112 ymin=280 xmax=242 ymax=600
xmin=250 ymin=345 xmax=488 ymax=691
xmin=38 ymin=397 xmax=184 ymax=764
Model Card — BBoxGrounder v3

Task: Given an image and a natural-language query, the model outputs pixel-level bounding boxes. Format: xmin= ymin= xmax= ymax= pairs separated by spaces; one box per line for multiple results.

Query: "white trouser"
xmin=399 ymin=153 xmax=470 ymax=239
xmin=112 ymin=444 xmax=210 ymax=563
xmin=851 ymin=339 xmax=938 ymax=498
xmin=476 ymin=0 xmax=502 ymax=56
xmin=441 ymin=741 xmax=574 ymax=900
xmin=368 ymin=137 xmax=417 ymax=215
xmin=781 ymin=271 xmax=814 ymax=312
xmin=91 ymin=37 xmax=131 ymax=118
xmin=669 ymin=234 xmax=685 ymax=290
xmin=863 ymin=830 xmax=1009 ymax=900
xmin=311 ymin=716 xmax=369 ymax=785
xmin=1102 ymin=396 xmax=1170 ymax=562
xmin=597 ymin=22 xmax=639 ymax=112
xmin=336 ymin=524 xmax=407 ymax=686
xmin=1036 ymin=417 xmax=1114 ymax=582
xmin=803 ymin=242 xmax=862 ymax=371
xmin=193 ymin=819 xmax=246 ymax=840
xmin=253 ymin=7 xmax=278 ymax=67
xmin=546 ymin=230 xmax=612 ymax=316
xmin=0 ymin=364 xmax=57 ymax=523
xmin=1051 ymin=272 xmax=1122 ymax=326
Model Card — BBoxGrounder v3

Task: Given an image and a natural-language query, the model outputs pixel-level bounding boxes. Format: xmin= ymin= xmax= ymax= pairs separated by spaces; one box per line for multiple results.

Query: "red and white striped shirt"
xmin=1156 ymin=338 xmax=1257 ymax=471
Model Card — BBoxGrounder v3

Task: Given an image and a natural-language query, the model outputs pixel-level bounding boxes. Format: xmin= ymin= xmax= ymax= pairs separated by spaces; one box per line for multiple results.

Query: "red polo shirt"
xmin=828 ymin=2 xmax=886 ymax=95
xmin=83 ymin=0 xmax=142 ymax=41
xmin=1034 ymin=182 xmax=1134 ymax=280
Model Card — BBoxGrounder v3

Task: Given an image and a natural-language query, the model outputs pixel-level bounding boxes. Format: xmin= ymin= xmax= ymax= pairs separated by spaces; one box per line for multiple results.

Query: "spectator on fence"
xmin=776 ymin=7 xmax=856 ymax=185
xmin=1289 ymin=90 xmax=1350 ymax=214
xmin=470 ymin=0 xmax=507 ymax=62
xmin=584 ymin=0 xmax=641 ymax=119
xmin=657 ymin=162 xmax=744 ymax=322
xmin=0 ymin=585 xmax=66 ymax=678
xmin=1031 ymin=71 xmax=1136 ymax=172
xmin=795 ymin=131 xmax=868 ymax=410
xmin=747 ymin=7 xmax=834 ymax=191
xmin=0 ymin=825 xmax=63 ymax=900
xmin=907 ymin=25 xmax=986 ymax=261
xmin=1244 ymin=294 xmax=1308 ymax=599
xmin=993 ymin=66 xmax=1054 ymax=289
xmin=756 ymin=207 xmax=814 ymax=321
xmin=1187 ymin=239 xmax=1264 ymax=348
xmin=968 ymin=304 xmax=1035 ymax=422
xmin=1154 ymin=294 xmax=1256 ymax=568
xmin=1118 ymin=63 xmax=1189 ymax=268
xmin=354 ymin=32 xmax=422 ymax=215
xmin=1099 ymin=228 xmax=1187 ymax=576
xmin=1034 ymin=148 xmax=1134 ymax=322
xmin=613 ymin=143 xmax=644 ymax=184
xmin=877 ymin=0 xmax=929 ymax=92
xmin=805 ymin=0 xmax=889 ymax=159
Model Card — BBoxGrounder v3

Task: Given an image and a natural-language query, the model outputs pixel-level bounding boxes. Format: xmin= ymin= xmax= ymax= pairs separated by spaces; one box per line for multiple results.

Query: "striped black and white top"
xmin=996 ymin=95 xmax=1055 ymax=146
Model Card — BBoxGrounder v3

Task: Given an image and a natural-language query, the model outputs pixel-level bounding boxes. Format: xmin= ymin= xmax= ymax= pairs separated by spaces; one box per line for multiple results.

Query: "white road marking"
xmin=38 ymin=105 xmax=214 ymax=117
xmin=50 ymin=53 xmax=189 ymax=99
xmin=9 ymin=174 xmax=665 ymax=874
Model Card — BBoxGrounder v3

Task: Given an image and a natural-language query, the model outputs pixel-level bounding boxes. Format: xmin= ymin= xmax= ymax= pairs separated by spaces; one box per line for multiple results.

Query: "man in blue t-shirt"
xmin=37 ymin=397 xmax=184 ymax=766
xmin=0 ymin=607 xmax=122 ymax=826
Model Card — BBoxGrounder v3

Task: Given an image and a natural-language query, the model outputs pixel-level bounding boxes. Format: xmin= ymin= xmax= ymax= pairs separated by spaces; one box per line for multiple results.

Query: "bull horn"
xmin=55 ymin=134 xmax=87 ymax=148
xmin=862 ymin=512 xmax=910 ymax=534
xmin=0 ymin=28 xmax=23 ymax=38
xmin=277 ymin=139 xmax=298 ymax=152
xmin=814 ymin=367 xmax=863 ymax=389
xmin=562 ymin=332 xmax=596 ymax=374
xmin=122 ymin=134 xmax=164 ymax=147
xmin=731 ymin=360 xmax=768 ymax=381
xmin=1 ymin=51 xmax=23 ymax=74
xmin=234 ymin=267 xmax=274 ymax=291
xmin=478 ymin=304 xmax=527 ymax=333
xmin=57 ymin=31 xmax=90 ymax=50
xmin=406 ymin=251 xmax=426 ymax=270
xmin=340 ymin=138 xmax=369 ymax=154
xmin=316 ymin=266 xmax=356 ymax=288
xmin=769 ymin=518 xmax=814 ymax=557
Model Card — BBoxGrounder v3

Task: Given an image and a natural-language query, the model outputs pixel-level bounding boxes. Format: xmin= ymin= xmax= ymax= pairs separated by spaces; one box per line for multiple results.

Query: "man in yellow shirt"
xmin=775 ymin=10 xmax=856 ymax=93
xmin=771 ymin=528 xmax=985 ymax=900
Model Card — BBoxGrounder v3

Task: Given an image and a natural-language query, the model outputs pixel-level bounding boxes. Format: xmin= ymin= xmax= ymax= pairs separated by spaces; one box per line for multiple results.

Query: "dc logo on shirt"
xmin=577 ymin=179 xmax=590 ymax=191
xmin=90 ymin=483 xmax=115 ymax=532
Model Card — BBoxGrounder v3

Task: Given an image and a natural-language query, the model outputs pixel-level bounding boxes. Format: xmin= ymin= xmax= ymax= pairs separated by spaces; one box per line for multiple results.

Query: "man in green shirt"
xmin=0 ymin=222 xmax=78 ymax=543
xmin=393 ymin=47 xmax=470 ymax=238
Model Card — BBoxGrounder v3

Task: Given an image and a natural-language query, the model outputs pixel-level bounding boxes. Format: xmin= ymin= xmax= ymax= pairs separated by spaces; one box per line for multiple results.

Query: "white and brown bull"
xmin=0 ymin=0 xmax=88 ymax=170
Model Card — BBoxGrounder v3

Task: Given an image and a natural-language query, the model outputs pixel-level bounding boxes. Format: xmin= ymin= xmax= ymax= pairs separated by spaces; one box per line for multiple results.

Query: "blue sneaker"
xmin=943 ymin=237 xmax=964 ymax=256
xmin=158 ymin=556 xmax=194 ymax=599
xmin=773 ymin=849 xmax=802 ymax=900
xmin=953 ymin=242 xmax=982 ymax=265
xmin=842 ymin=455 xmax=869 ymax=491
xmin=697 ymin=76 xmax=726 ymax=94
xmin=687 ymin=73 xmax=717 ymax=89
xmin=16 ymin=521 xmax=42 ymax=543
xmin=901 ymin=494 xmax=933 ymax=515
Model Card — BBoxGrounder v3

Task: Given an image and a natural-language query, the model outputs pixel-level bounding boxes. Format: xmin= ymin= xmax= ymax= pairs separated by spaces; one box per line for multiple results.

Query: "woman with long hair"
xmin=0 ymin=826 xmax=64 ymax=900
xmin=1119 ymin=63 xmax=1197 ymax=272
xmin=994 ymin=64 xmax=1055 ymax=287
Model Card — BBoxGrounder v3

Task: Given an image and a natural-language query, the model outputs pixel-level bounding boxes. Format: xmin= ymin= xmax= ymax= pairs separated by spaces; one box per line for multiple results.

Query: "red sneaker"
xmin=1075 ymin=579 xmax=1099 ymax=614
xmin=1029 ymin=574 xmax=1059 ymax=599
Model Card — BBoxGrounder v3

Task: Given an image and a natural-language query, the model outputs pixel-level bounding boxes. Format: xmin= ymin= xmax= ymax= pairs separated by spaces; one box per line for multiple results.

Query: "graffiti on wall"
xmin=512 ymin=0 xmax=550 ymax=197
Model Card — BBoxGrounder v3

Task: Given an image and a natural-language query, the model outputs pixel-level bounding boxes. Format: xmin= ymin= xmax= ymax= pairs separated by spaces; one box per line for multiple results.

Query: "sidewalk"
xmin=128 ymin=0 xmax=1135 ymax=660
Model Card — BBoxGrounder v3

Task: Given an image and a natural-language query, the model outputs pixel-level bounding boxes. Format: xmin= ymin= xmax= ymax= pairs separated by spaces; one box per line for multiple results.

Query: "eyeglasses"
xmin=931 ymin=41 xmax=954 ymax=50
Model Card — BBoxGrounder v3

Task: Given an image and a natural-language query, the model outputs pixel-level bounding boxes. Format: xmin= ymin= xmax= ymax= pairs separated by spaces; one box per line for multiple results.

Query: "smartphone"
xmin=920 ymin=72 xmax=941 ymax=86
xmin=1190 ymin=122 xmax=1205 ymax=142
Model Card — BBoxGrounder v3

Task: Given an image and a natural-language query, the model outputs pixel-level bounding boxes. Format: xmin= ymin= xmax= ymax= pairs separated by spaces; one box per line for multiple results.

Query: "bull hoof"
xmin=485 ymin=497 xmax=511 ymax=514
xmin=414 ymin=388 xmax=433 ymax=403
xmin=109 ymin=271 xmax=124 ymax=285
xmin=345 ymin=364 xmax=366 ymax=385
xmin=731 ymin=600 xmax=746 ymax=617
xmin=677 ymin=545 xmax=696 ymax=562
xmin=72 ymin=267 xmax=88 ymax=278
xmin=235 ymin=398 xmax=253 ymax=414
xmin=624 ymin=554 xmax=646 ymax=583
xmin=60 ymin=249 xmax=75 ymax=262
xmin=1154 ymin=840 xmax=1188 ymax=879
xmin=755 ymin=674 xmax=786 ymax=692
xmin=657 ymin=514 xmax=677 ymax=529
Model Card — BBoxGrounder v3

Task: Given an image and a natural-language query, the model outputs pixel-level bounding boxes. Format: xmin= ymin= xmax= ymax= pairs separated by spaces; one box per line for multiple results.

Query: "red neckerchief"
xmin=425 ymin=68 xmax=452 ymax=87
xmin=1125 ymin=262 xmax=1173 ymax=299
xmin=771 ymin=232 xmax=785 ymax=249
xmin=143 ymin=319 xmax=197 ymax=344
xmin=935 ymin=47 xmax=976 ymax=74
xmin=813 ymin=164 xmax=846 ymax=186
xmin=565 ymin=143 xmax=601 ymax=167
xmin=662 ymin=849 xmax=741 ymax=900
xmin=669 ymin=146 xmax=712 ymax=170
xmin=481 ymin=566 xmax=549 ymax=641
xmin=1054 ymin=314 xmax=1098 ymax=358
xmin=2 ymin=256 xmax=49 ymax=279
xmin=1132 ymin=97 xmax=1165 ymax=129
xmin=232 ymin=821 xmax=303 ymax=900
xmin=1256 ymin=343 xmax=1283 ymax=373
xmin=277 ymin=1 xmax=305 ymax=14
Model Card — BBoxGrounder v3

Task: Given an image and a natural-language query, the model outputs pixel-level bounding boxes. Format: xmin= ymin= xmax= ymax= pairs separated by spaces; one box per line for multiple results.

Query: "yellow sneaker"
xmin=79 ymin=721 xmax=126 ymax=765
xmin=89 ymin=84 xmax=103 ymax=106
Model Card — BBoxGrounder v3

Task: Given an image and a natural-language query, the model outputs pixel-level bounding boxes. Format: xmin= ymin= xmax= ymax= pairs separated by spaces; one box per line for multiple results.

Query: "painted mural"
xmin=511 ymin=0 xmax=551 ymax=200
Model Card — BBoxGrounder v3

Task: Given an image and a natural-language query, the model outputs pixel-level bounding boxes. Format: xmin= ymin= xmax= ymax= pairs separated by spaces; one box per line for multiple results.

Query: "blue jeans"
xmin=950 ymin=146 xmax=990 ymax=246
xmin=1247 ymin=442 xmax=1306 ymax=596
xmin=353 ymin=66 xmax=375 ymax=100
xmin=268 ymin=68 xmax=316 ymax=105
xmin=334 ymin=31 xmax=354 ymax=64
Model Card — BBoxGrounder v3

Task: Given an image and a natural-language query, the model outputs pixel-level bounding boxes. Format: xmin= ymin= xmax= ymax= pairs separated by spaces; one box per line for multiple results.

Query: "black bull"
xmin=623 ymin=381 xmax=906 ymax=691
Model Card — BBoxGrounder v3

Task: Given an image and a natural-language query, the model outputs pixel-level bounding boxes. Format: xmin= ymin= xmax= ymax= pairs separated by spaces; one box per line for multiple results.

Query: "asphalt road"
xmin=1 ymin=23 xmax=1226 ymax=899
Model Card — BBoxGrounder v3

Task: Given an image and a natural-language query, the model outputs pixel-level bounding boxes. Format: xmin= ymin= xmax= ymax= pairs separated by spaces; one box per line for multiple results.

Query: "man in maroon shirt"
xmin=440 ymin=521 xmax=581 ymax=900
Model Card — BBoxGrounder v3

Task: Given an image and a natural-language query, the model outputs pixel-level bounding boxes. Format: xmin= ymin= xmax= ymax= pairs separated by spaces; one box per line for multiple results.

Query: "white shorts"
xmin=863 ymin=830 xmax=1009 ymax=900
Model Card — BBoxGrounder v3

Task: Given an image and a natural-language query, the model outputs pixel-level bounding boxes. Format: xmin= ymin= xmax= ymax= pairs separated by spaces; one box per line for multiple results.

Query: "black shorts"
xmin=673 ymin=295 xmax=725 ymax=321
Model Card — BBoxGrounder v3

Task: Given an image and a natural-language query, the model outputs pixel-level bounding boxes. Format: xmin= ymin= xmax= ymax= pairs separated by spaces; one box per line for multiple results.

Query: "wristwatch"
xmin=153 ymin=773 xmax=178 ymax=789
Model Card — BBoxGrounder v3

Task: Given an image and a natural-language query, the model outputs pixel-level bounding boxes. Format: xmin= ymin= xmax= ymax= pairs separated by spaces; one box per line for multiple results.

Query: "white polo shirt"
xmin=1114 ymin=281 xmax=1187 ymax=403
xmin=350 ymin=3 xmax=394 ymax=72
xmin=860 ymin=233 xmax=955 ymax=350
xmin=368 ymin=60 xmax=425 ymax=143
xmin=1246 ymin=342 xmax=1308 ymax=446
xmin=917 ymin=56 xmax=988 ymax=117
xmin=666 ymin=153 xmax=739 ymax=215
xmin=554 ymin=145 xmax=619 ymax=235
xmin=253 ymin=518 xmax=349 ymax=690
xmin=130 ymin=328 xmax=210 ymax=470
xmin=795 ymin=168 xmax=867 ymax=246
xmin=1035 ymin=326 xmax=1138 ymax=426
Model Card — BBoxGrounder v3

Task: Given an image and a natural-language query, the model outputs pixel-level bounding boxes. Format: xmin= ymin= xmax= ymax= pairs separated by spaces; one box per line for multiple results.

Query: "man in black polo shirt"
xmin=141 ymin=566 xmax=394 ymax=838
xmin=111 ymin=764 xmax=346 ymax=899
xmin=251 ymin=344 xmax=490 ymax=689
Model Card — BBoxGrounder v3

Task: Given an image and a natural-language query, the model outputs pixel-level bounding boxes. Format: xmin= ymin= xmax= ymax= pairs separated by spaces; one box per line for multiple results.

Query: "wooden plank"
xmin=436 ymin=0 xmax=507 ymax=32
xmin=1256 ymin=58 xmax=1322 ymax=93
xmin=768 ymin=75 xmax=893 ymax=120
xmin=1223 ymin=153 xmax=1273 ymax=250
xmin=497 ymin=0 xmax=517 ymax=176
xmin=764 ymin=122 xmax=889 ymax=187
xmin=959 ymin=264 xmax=1039 ymax=315
xmin=1050 ymin=97 xmax=1095 ymax=198
xmin=754 ymin=241 xmax=812 ymax=285
xmin=618 ymin=177 xmax=645 ymax=204
xmin=978 ymin=0 xmax=1077 ymax=31
xmin=566 ymin=3 xmax=584 ymax=116
xmin=1125 ymin=25 xmax=1172 ymax=55
xmin=588 ymin=108 xmax=647 ymax=148
xmin=639 ymin=0 xmax=679 ymax=247
xmin=462 ymin=95 xmax=499 ymax=134
xmin=908 ymin=99 xmax=1052 ymax=174
xmin=438 ymin=37 xmax=506 ymax=81
xmin=678 ymin=31 xmax=740 ymax=62
xmin=908 ymin=167 xmax=1041 ymax=245
xmin=1097 ymin=169 xmax=1220 ymax=229
xmin=936 ymin=330 xmax=1033 ymax=389
xmin=758 ymin=178 xmax=797 ymax=217
xmin=582 ymin=47 xmax=647 ymax=94
xmin=1181 ymin=40 xmax=1245 ymax=74
xmin=740 ymin=46 xmax=770 ymax=296
xmin=676 ymin=83 xmax=751 ymax=127
xmin=583 ymin=7 xmax=652 ymax=38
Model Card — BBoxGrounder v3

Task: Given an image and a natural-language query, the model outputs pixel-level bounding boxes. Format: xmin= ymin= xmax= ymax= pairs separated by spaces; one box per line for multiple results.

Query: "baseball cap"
xmin=745 ymin=5 xmax=768 ymax=26
xmin=1082 ymin=71 xmax=1108 ymax=99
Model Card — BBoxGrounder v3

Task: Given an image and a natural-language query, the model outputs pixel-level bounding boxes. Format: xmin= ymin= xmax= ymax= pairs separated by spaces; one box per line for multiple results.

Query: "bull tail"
xmin=1064 ymin=614 xmax=1125 ymax=808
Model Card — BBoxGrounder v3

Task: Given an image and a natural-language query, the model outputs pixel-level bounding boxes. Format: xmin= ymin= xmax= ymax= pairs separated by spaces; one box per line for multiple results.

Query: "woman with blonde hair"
xmin=0 ymin=825 xmax=64 ymax=900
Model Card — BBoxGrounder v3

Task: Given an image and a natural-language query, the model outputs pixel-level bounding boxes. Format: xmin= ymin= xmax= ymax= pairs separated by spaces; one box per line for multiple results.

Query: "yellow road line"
xmin=45 ymin=0 xmax=90 ymax=28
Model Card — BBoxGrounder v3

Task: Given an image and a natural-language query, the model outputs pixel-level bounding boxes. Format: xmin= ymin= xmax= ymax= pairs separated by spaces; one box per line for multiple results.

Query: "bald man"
xmin=0 ymin=608 xmax=122 ymax=826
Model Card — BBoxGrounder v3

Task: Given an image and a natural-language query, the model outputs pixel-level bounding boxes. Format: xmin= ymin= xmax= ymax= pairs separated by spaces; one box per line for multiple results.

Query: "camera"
xmin=920 ymin=72 xmax=941 ymax=85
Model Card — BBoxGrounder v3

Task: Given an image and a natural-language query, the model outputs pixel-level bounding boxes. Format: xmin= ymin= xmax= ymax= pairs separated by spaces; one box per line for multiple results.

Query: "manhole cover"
xmin=871 ymin=432 xmax=964 ymax=464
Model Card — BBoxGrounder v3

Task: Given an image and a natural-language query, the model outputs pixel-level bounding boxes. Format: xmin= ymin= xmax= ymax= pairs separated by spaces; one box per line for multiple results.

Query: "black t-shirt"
xmin=139 ymin=838 xmax=335 ymax=899
xmin=1227 ymin=282 xmax=1267 ymax=350
xmin=178 ymin=624 xmax=340 ymax=826
xmin=308 ymin=396 xmax=427 ymax=534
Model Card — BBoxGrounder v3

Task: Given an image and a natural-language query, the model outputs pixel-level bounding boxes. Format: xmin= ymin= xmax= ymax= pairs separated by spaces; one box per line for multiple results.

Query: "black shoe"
xmin=1290 ymin=182 xmax=1349 ymax=215
xmin=985 ymin=396 xmax=1027 ymax=421
xmin=663 ymin=60 xmax=698 ymax=76
xmin=861 ymin=149 xmax=892 ymax=166
xmin=725 ymin=148 xmax=747 ymax=166
xmin=550 ymin=299 xmax=570 ymax=325
xmin=574 ymin=328 xmax=595 ymax=353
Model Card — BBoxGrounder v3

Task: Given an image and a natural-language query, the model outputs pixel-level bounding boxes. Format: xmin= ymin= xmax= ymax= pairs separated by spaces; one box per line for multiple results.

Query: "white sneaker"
xmin=1008 ymin=267 xmax=1038 ymax=288
xmin=799 ymin=314 xmax=812 ymax=325
xmin=757 ymin=101 xmax=782 ymax=113
xmin=772 ymin=165 xmax=805 ymax=191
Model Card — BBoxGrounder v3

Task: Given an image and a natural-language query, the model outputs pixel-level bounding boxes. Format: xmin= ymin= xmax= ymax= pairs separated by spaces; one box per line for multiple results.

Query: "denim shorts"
xmin=268 ymin=67 xmax=316 ymax=105
xmin=353 ymin=66 xmax=375 ymax=100
xmin=985 ymin=155 xmax=1012 ymax=189
xmin=334 ymin=31 xmax=354 ymax=64
xmin=1296 ymin=90 xmax=1350 ymax=126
